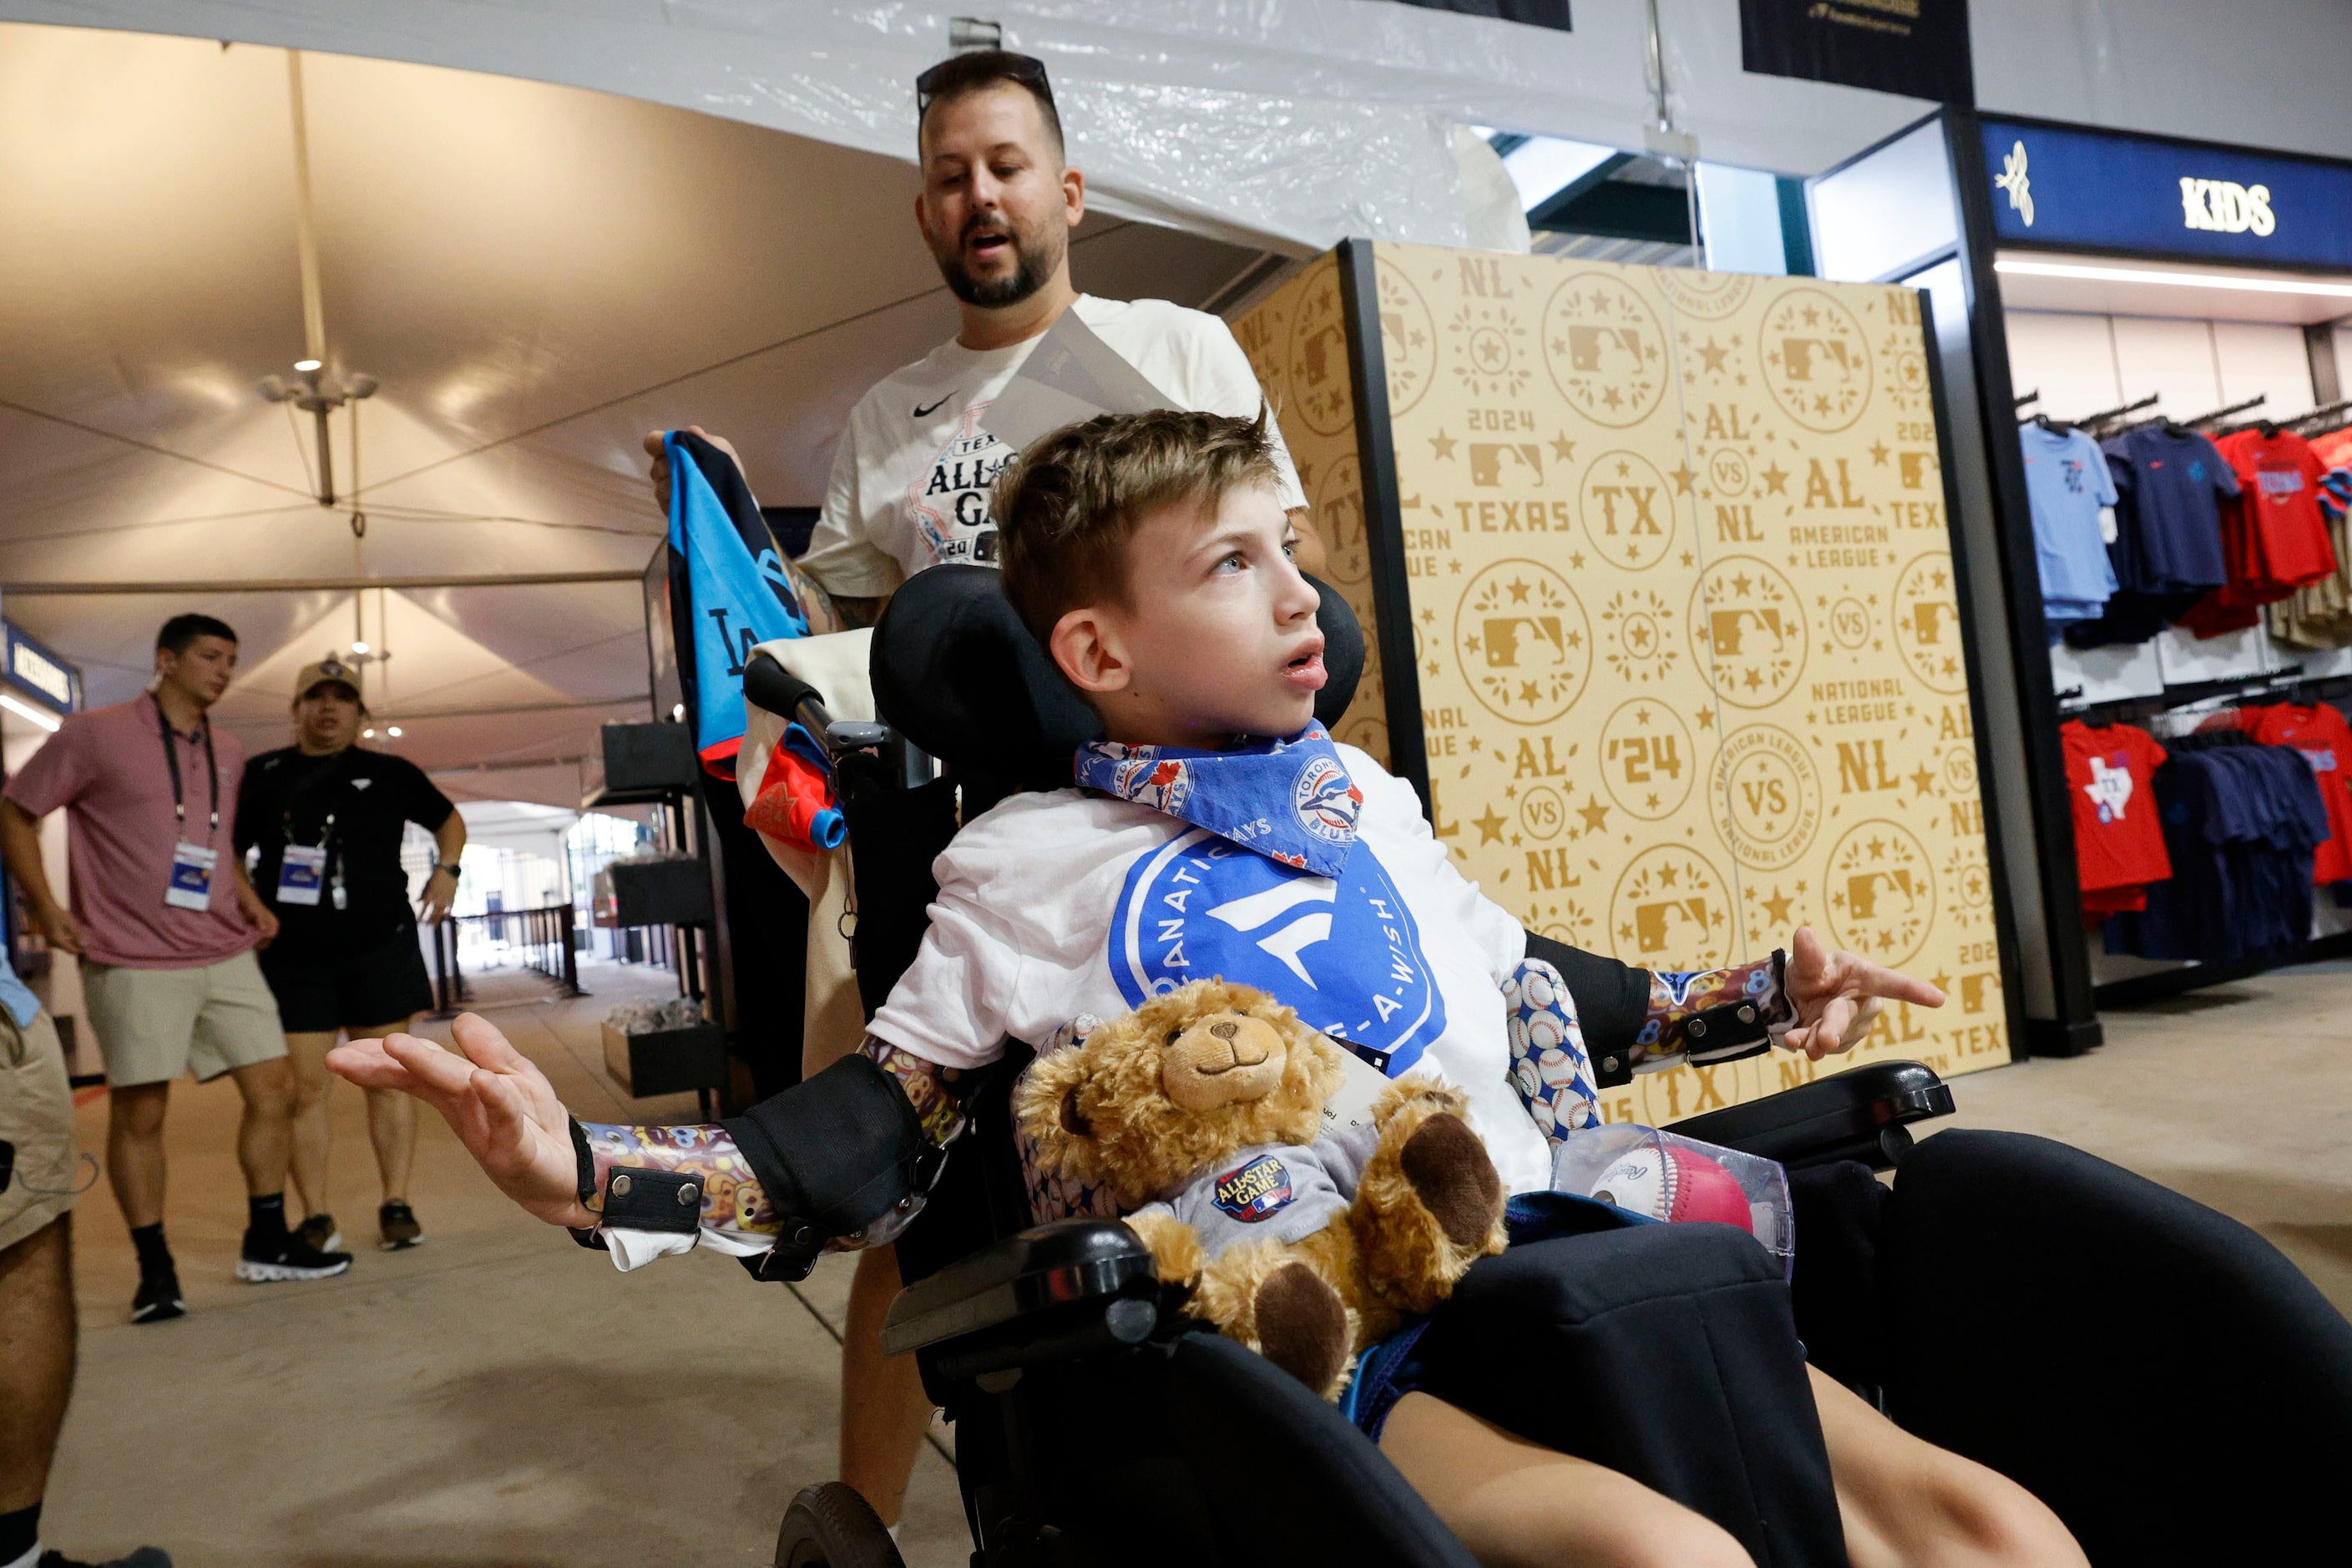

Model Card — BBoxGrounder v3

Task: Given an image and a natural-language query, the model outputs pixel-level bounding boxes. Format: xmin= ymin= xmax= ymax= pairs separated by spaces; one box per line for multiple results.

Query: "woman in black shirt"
xmin=235 ymin=660 xmax=465 ymax=1253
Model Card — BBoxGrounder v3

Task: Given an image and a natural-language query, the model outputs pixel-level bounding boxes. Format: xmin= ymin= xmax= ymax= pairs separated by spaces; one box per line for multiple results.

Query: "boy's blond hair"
xmin=994 ymin=407 xmax=1282 ymax=644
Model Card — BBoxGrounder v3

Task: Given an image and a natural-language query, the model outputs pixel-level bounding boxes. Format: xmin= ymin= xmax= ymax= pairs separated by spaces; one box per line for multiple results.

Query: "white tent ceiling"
xmin=0 ymin=21 xmax=1270 ymax=807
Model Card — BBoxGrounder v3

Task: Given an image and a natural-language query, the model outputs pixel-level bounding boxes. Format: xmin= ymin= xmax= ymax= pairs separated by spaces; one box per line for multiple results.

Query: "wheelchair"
xmin=746 ymin=568 xmax=2352 ymax=1568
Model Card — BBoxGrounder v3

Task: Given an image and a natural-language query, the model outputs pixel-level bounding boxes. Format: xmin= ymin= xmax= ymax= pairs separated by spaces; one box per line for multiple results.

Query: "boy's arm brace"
xmin=1510 ymin=933 xmax=1791 ymax=1146
xmin=572 ymin=1040 xmax=965 ymax=1281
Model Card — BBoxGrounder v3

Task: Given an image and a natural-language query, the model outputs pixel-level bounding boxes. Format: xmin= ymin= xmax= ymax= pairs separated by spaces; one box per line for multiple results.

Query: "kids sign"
xmin=1980 ymin=118 xmax=2352 ymax=268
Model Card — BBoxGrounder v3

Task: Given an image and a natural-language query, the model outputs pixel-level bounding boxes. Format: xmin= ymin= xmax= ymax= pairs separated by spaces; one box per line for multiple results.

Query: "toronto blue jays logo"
xmin=1112 ymin=827 xmax=1446 ymax=1073
xmin=1292 ymin=755 xmax=1362 ymax=845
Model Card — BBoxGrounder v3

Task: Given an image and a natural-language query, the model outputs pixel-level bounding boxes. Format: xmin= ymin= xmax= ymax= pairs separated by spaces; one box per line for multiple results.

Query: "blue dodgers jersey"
xmin=1109 ymin=827 xmax=1448 ymax=1074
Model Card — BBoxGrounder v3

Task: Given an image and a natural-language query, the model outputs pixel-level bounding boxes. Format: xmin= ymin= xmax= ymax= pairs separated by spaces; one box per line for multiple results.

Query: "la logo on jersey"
xmin=907 ymin=407 xmax=1011 ymax=569
xmin=1112 ymin=827 xmax=1446 ymax=1073
xmin=2085 ymin=754 xmax=2134 ymax=823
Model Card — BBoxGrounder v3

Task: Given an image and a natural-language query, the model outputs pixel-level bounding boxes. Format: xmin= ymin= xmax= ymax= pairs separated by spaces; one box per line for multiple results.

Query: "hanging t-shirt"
xmin=2061 ymin=721 xmax=2171 ymax=896
xmin=2244 ymin=703 xmax=2352 ymax=883
xmin=2224 ymin=428 xmax=2335 ymax=589
xmin=865 ymin=744 xmax=1553 ymax=1196
xmin=2102 ymin=425 xmax=2238 ymax=593
xmin=798 ymin=296 xmax=1308 ymax=597
xmin=2021 ymin=422 xmax=2119 ymax=623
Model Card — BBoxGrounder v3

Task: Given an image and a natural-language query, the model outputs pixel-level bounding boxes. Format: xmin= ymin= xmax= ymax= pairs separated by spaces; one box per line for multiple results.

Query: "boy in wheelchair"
xmin=336 ymin=409 xmax=2082 ymax=1566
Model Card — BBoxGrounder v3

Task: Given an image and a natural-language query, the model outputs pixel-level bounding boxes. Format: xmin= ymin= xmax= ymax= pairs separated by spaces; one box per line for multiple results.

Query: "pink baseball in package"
xmin=1551 ymin=1125 xmax=1794 ymax=1274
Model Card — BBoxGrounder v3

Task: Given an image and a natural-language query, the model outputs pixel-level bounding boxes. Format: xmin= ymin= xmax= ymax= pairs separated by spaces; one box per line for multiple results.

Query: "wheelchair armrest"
xmin=880 ymin=1220 xmax=1160 ymax=1378
xmin=1665 ymin=1060 xmax=1954 ymax=1171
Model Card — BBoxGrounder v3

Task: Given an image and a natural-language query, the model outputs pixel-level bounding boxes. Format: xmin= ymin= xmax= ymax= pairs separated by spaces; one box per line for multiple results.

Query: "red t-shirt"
xmin=2062 ymin=721 xmax=2172 ymax=896
xmin=2226 ymin=429 xmax=2334 ymax=589
xmin=2245 ymin=702 xmax=2352 ymax=883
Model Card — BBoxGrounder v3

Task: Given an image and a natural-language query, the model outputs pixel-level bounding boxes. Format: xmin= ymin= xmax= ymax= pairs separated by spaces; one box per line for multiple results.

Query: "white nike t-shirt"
xmin=798 ymin=295 xmax=1309 ymax=597
xmin=867 ymin=746 xmax=1550 ymax=1195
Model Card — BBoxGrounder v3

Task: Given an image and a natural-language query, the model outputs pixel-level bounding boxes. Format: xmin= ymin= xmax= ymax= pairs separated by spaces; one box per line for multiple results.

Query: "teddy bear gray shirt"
xmin=1131 ymin=1120 xmax=1383 ymax=1255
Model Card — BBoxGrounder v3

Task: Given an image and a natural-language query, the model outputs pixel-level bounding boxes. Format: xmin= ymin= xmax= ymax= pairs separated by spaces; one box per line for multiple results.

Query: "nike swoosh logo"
xmin=913 ymin=397 xmax=949 ymax=418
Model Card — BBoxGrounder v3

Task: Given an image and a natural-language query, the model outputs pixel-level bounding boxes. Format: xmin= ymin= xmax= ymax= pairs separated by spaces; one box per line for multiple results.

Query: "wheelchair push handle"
xmin=743 ymin=649 xmax=893 ymax=761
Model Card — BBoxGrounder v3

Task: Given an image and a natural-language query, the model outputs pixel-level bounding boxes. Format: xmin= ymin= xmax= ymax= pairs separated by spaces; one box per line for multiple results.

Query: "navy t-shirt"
xmin=2102 ymin=426 xmax=2239 ymax=592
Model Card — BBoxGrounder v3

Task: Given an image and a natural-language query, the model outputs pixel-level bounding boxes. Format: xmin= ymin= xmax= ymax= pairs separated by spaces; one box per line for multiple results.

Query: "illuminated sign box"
xmin=1980 ymin=117 xmax=2352 ymax=270
xmin=3 ymin=625 xmax=80 ymax=713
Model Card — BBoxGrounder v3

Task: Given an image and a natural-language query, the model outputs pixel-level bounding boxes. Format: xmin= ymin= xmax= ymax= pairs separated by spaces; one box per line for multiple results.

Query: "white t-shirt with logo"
xmin=798 ymin=295 xmax=1309 ymax=597
xmin=867 ymin=746 xmax=1550 ymax=1195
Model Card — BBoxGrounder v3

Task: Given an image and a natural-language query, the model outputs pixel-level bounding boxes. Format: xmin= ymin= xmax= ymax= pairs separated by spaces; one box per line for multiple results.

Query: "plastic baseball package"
xmin=1551 ymin=1125 xmax=1793 ymax=1274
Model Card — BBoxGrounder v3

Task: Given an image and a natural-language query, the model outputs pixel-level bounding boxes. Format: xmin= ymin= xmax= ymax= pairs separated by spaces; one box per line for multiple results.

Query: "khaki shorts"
xmin=80 ymin=950 xmax=286 ymax=1088
xmin=0 ymin=1010 xmax=78 ymax=1253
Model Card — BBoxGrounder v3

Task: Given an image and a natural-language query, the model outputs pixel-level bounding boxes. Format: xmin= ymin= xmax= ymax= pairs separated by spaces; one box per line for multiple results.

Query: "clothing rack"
xmin=2183 ymin=393 xmax=2266 ymax=432
xmin=2076 ymin=392 xmax=2161 ymax=437
xmin=2054 ymin=661 xmax=2339 ymax=728
xmin=2289 ymin=398 xmax=2352 ymax=435
xmin=2012 ymin=388 xmax=2041 ymax=412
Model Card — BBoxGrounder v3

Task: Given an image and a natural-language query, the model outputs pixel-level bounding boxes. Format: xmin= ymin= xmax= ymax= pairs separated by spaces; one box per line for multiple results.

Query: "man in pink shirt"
xmin=0 ymin=615 xmax=350 ymax=1323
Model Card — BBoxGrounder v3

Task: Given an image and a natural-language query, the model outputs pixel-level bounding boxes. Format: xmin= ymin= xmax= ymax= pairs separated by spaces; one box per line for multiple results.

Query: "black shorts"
xmin=258 ymin=933 xmax=434 ymax=1034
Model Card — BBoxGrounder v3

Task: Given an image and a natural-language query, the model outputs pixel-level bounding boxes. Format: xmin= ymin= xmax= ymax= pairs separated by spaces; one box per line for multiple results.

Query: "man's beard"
xmin=933 ymin=215 xmax=1063 ymax=308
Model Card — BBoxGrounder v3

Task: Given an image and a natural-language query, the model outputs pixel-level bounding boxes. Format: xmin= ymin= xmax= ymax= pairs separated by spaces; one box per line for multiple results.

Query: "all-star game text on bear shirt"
xmin=797 ymin=296 xmax=1308 ymax=598
xmin=867 ymin=745 xmax=1554 ymax=1196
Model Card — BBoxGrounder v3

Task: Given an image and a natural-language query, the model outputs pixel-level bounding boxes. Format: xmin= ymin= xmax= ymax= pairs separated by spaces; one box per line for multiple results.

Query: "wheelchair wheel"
xmin=773 ymin=1481 xmax=905 ymax=1568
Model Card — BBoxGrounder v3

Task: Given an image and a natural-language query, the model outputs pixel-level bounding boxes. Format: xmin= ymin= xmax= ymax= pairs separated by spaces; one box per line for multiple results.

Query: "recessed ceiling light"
xmin=351 ymin=640 xmax=369 ymax=655
xmin=387 ymin=726 xmax=402 ymax=737
xmin=1995 ymin=258 xmax=2352 ymax=298
xmin=362 ymin=726 xmax=376 ymax=738
xmin=295 ymin=358 xmax=322 ymax=372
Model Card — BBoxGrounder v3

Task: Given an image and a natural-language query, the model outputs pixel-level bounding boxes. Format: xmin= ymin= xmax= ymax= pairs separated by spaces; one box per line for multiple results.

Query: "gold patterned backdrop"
xmin=1239 ymin=245 xmax=2010 ymax=1121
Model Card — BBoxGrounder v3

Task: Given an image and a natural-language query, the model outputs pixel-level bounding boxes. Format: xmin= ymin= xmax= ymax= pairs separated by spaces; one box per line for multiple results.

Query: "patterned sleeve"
xmin=1505 ymin=956 xmax=1601 ymax=1145
xmin=1631 ymin=954 xmax=1792 ymax=1071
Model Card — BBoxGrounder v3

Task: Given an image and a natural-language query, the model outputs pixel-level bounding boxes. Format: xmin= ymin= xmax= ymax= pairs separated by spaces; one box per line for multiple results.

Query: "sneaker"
xmin=235 ymin=1227 xmax=352 ymax=1283
xmin=296 ymin=1213 xmax=343 ymax=1253
xmin=40 ymin=1548 xmax=173 ymax=1566
xmin=377 ymin=1200 xmax=422 ymax=1252
xmin=130 ymin=1270 xmax=185 ymax=1324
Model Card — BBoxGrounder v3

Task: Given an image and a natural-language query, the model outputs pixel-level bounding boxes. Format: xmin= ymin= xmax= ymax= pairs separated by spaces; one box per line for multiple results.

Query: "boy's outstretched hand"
xmin=1780 ymin=925 xmax=1945 ymax=1062
xmin=329 ymin=1014 xmax=594 ymax=1228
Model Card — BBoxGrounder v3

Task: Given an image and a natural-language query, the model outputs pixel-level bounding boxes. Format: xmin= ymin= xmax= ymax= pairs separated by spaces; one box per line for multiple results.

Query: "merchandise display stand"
xmin=1237 ymin=241 xmax=2014 ymax=1123
xmin=1811 ymin=110 xmax=2352 ymax=1043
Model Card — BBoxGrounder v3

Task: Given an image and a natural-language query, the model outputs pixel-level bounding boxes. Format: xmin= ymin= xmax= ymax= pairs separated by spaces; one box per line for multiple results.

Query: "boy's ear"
xmin=1049 ymin=605 xmax=1133 ymax=698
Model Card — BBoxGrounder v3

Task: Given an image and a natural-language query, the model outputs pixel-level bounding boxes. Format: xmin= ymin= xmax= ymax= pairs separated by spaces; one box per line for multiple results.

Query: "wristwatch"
xmin=433 ymin=862 xmax=462 ymax=878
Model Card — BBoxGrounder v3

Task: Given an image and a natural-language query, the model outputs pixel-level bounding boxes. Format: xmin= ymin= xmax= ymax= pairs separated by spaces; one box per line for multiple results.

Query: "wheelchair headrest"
xmin=870 ymin=564 xmax=1367 ymax=788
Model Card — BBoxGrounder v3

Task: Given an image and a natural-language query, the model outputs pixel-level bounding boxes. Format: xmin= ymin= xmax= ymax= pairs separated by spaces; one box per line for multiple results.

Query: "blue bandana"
xmin=1074 ymin=721 xmax=1362 ymax=876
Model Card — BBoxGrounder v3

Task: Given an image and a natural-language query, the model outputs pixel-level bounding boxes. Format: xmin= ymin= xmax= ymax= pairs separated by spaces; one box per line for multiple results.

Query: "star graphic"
xmin=1645 ymin=792 xmax=1660 ymax=809
xmin=1867 ymin=837 xmax=1888 ymax=859
xmin=1657 ymin=864 xmax=1680 ymax=888
xmin=1601 ymin=386 xmax=1625 ymax=410
xmin=1550 ymin=433 xmax=1576 ymax=462
xmin=1520 ymin=680 xmax=1542 ymax=704
xmin=1680 ymin=549 xmax=1695 ymax=568
xmin=1697 ymin=336 xmax=1729 ymax=373
xmin=1743 ymin=667 xmax=1763 ymax=690
xmin=1762 ymin=888 xmax=1794 ymax=924
xmin=1761 ymin=463 xmax=1790 ymax=495
xmin=1634 ymin=706 xmax=1652 ymax=726
xmin=1669 ymin=462 xmax=1696 ymax=495
xmin=1930 ymin=972 xmax=1954 ymax=996
xmin=1801 ymin=305 xmax=1821 ymax=326
xmin=1731 ymin=572 xmax=1754 ymax=596
xmin=1508 ymin=576 xmax=1533 ymax=604
xmin=1450 ymin=558 xmax=1463 ymax=574
xmin=1472 ymin=806 xmax=1508 ymax=845
xmin=1429 ymin=429 xmax=1458 ymax=460
xmin=1869 ymin=440 xmax=1890 ymax=466
xmin=1697 ymin=708 xmax=1714 ymax=729
xmin=1911 ymin=764 xmax=1936 ymax=796
xmin=1578 ymin=797 xmax=1611 ymax=833
xmin=1571 ymin=552 xmax=1588 ymax=569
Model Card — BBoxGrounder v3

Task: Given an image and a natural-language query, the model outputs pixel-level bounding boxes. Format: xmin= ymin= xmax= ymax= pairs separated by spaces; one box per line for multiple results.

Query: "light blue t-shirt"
xmin=0 ymin=964 xmax=42 ymax=1029
xmin=2021 ymin=422 xmax=2120 ymax=620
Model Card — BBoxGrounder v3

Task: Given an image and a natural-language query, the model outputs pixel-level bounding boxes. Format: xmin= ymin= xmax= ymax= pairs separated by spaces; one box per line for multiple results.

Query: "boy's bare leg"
xmin=1810 ymin=1366 xmax=2085 ymax=1568
xmin=1379 ymin=1391 xmax=1754 ymax=1568
xmin=838 ymin=1243 xmax=933 ymax=1529
xmin=284 ymin=1030 xmax=341 ymax=1214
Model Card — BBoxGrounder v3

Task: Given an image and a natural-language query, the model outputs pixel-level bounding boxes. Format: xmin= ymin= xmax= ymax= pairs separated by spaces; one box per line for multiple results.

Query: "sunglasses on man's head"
xmin=916 ymin=52 xmax=1054 ymax=114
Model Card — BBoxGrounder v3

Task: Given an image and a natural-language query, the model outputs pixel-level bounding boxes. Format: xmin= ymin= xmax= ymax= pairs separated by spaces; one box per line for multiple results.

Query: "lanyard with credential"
xmin=154 ymin=692 xmax=219 ymax=838
xmin=155 ymin=693 xmax=221 ymax=912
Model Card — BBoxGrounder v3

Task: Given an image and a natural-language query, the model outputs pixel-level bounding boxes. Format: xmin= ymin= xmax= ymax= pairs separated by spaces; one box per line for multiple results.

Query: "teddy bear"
xmin=1014 ymin=978 xmax=1508 ymax=1399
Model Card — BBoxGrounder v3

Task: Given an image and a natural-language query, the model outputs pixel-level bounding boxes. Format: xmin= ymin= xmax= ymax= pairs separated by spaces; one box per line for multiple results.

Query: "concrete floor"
xmin=33 ymin=956 xmax=2352 ymax=1565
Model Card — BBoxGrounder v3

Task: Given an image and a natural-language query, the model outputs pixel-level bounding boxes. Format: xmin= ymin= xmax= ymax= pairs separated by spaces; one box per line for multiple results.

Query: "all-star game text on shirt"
xmin=797 ymin=295 xmax=1308 ymax=597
